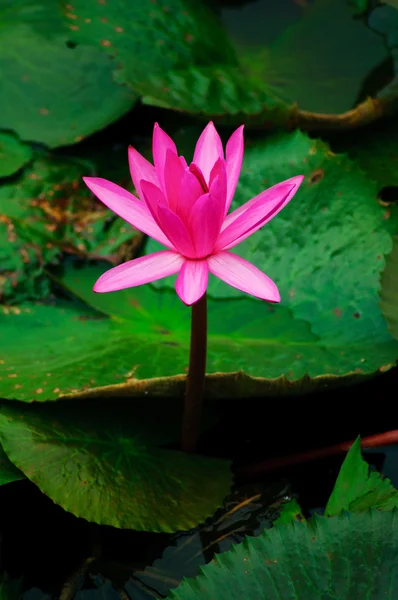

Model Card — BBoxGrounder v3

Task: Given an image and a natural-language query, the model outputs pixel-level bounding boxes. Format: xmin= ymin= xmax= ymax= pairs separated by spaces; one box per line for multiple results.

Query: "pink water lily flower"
xmin=84 ymin=122 xmax=303 ymax=305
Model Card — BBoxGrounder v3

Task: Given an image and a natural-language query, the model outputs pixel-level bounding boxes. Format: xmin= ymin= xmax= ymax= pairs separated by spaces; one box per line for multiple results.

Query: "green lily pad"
xmin=0 ymin=133 xmax=33 ymax=178
xmin=0 ymin=445 xmax=24 ymax=486
xmin=1 ymin=257 xmax=395 ymax=402
xmin=0 ymin=401 xmax=232 ymax=532
xmin=325 ymin=438 xmax=398 ymax=516
xmin=62 ymin=0 xmax=236 ymax=87
xmin=168 ymin=510 xmax=398 ymax=600
xmin=238 ymin=0 xmax=387 ymax=114
xmin=0 ymin=1 xmax=135 ymax=148
xmin=0 ymin=154 xmax=138 ymax=303
xmin=139 ymin=0 xmax=388 ymax=119
xmin=381 ymin=238 xmax=398 ymax=339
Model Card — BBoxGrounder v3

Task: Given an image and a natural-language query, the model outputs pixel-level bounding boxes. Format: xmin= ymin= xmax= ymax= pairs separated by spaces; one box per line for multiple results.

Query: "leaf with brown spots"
xmin=0 ymin=0 xmax=135 ymax=147
xmin=0 ymin=153 xmax=140 ymax=303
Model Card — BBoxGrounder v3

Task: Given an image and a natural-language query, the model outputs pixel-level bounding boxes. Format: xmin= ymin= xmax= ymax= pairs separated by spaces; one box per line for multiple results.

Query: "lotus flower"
xmin=84 ymin=122 xmax=303 ymax=305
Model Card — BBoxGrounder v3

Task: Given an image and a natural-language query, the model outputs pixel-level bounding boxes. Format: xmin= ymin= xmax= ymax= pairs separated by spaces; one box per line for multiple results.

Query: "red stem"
xmin=236 ymin=430 xmax=398 ymax=478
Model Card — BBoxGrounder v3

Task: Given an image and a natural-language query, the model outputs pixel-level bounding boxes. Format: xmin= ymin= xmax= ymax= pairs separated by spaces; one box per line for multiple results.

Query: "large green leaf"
xmin=61 ymin=0 xmax=236 ymax=87
xmin=0 ymin=154 xmax=137 ymax=303
xmin=168 ymin=510 xmax=398 ymax=599
xmin=1 ymin=255 xmax=396 ymax=402
xmin=238 ymin=0 xmax=387 ymax=114
xmin=325 ymin=438 xmax=398 ymax=516
xmin=0 ymin=133 xmax=33 ymax=178
xmin=0 ymin=0 xmax=135 ymax=147
xmin=0 ymin=401 xmax=232 ymax=532
xmin=139 ymin=0 xmax=388 ymax=119
xmin=0 ymin=444 xmax=24 ymax=486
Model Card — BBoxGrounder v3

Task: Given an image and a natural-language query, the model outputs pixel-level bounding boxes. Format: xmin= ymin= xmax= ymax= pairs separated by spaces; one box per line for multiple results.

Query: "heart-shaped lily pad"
xmin=167 ymin=510 xmax=398 ymax=599
xmin=0 ymin=401 xmax=231 ymax=532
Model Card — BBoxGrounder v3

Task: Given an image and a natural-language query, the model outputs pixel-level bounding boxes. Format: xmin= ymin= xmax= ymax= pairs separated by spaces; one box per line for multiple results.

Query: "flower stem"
xmin=181 ymin=292 xmax=207 ymax=453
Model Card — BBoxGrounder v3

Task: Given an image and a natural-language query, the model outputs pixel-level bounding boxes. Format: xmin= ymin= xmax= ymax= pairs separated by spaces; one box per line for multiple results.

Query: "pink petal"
xmin=225 ymin=125 xmax=244 ymax=214
xmin=192 ymin=121 xmax=224 ymax=184
xmin=175 ymin=259 xmax=208 ymax=305
xmin=209 ymin=158 xmax=227 ymax=206
xmin=176 ymin=169 xmax=203 ymax=222
xmin=140 ymin=180 xmax=169 ymax=236
xmin=157 ymin=204 xmax=196 ymax=258
xmin=208 ymin=251 xmax=280 ymax=302
xmin=189 ymin=191 xmax=224 ymax=258
xmin=164 ymin=149 xmax=185 ymax=212
xmin=93 ymin=251 xmax=184 ymax=293
xmin=188 ymin=163 xmax=208 ymax=193
xmin=128 ymin=146 xmax=158 ymax=201
xmin=83 ymin=177 xmax=174 ymax=249
xmin=152 ymin=123 xmax=177 ymax=193
xmin=217 ymin=176 xmax=304 ymax=251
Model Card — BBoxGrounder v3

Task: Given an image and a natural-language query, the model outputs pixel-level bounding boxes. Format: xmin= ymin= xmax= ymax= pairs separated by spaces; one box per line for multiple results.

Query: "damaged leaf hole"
xmin=65 ymin=40 xmax=78 ymax=49
xmin=378 ymin=186 xmax=398 ymax=206
xmin=308 ymin=169 xmax=324 ymax=184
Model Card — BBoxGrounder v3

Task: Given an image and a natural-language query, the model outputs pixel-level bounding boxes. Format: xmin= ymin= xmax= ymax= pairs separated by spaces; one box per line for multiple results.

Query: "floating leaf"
xmin=325 ymin=438 xmax=398 ymax=516
xmin=0 ymin=257 xmax=394 ymax=402
xmin=0 ymin=401 xmax=232 ymax=532
xmin=0 ymin=1 xmax=135 ymax=147
xmin=62 ymin=0 xmax=236 ymax=87
xmin=0 ymin=445 xmax=24 ymax=486
xmin=0 ymin=133 xmax=33 ymax=178
xmin=381 ymin=238 xmax=398 ymax=339
xmin=241 ymin=0 xmax=387 ymax=114
xmin=0 ymin=154 xmax=138 ymax=303
xmin=168 ymin=510 xmax=398 ymax=600
xmin=139 ymin=0 xmax=388 ymax=119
